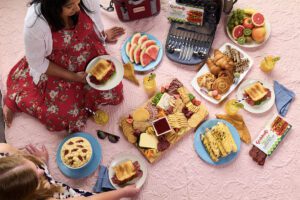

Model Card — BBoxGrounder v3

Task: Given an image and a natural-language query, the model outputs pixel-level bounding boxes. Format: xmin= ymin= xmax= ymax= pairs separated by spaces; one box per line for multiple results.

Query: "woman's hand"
xmin=73 ymin=71 xmax=87 ymax=83
xmin=120 ymin=185 xmax=140 ymax=198
xmin=25 ymin=144 xmax=49 ymax=164
xmin=104 ymin=27 xmax=125 ymax=43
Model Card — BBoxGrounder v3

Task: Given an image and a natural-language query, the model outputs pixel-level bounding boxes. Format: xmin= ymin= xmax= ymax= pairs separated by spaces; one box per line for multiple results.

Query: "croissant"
xmin=206 ymin=58 xmax=222 ymax=76
xmin=213 ymin=50 xmax=235 ymax=71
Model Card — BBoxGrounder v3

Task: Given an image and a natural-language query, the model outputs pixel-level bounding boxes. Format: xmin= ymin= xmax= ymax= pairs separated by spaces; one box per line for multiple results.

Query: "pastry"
xmin=218 ymin=70 xmax=234 ymax=85
xmin=88 ymin=59 xmax=115 ymax=84
xmin=61 ymin=137 xmax=92 ymax=168
xmin=213 ymin=50 xmax=235 ymax=71
xmin=206 ymin=58 xmax=222 ymax=75
xmin=197 ymin=72 xmax=216 ymax=90
xmin=123 ymin=62 xmax=139 ymax=85
xmin=212 ymin=77 xmax=231 ymax=94
xmin=244 ymin=82 xmax=268 ymax=102
xmin=216 ymin=114 xmax=251 ymax=144
xmin=201 ymin=122 xmax=238 ymax=162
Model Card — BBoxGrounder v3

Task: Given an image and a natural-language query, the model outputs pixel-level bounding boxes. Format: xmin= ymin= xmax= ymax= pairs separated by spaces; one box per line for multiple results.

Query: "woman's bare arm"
xmin=46 ymin=61 xmax=87 ymax=83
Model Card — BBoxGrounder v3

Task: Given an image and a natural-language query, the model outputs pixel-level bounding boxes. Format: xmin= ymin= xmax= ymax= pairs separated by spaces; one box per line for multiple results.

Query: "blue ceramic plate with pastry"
xmin=56 ymin=132 xmax=102 ymax=179
xmin=194 ymin=119 xmax=241 ymax=165
xmin=121 ymin=32 xmax=163 ymax=72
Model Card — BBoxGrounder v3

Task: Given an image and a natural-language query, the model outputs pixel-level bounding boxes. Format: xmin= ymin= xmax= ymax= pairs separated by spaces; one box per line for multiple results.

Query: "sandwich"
xmin=88 ymin=59 xmax=115 ymax=84
xmin=112 ymin=160 xmax=143 ymax=186
xmin=244 ymin=82 xmax=270 ymax=105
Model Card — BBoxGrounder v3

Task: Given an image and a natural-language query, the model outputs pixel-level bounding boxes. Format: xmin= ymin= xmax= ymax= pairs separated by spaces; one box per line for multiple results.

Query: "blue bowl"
xmin=56 ymin=132 xmax=102 ymax=179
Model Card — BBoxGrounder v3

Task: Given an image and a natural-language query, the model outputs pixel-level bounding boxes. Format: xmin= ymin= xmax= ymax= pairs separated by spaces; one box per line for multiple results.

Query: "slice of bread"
xmin=244 ymin=82 xmax=268 ymax=102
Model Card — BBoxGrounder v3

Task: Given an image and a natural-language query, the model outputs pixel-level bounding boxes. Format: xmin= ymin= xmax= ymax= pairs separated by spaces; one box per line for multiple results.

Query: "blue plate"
xmin=121 ymin=33 xmax=163 ymax=72
xmin=56 ymin=132 xmax=102 ymax=179
xmin=194 ymin=119 xmax=241 ymax=165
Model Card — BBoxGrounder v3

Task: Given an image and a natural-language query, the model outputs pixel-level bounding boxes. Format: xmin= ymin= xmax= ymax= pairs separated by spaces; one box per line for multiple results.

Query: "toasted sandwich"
xmin=244 ymin=82 xmax=268 ymax=102
xmin=88 ymin=59 xmax=115 ymax=84
xmin=112 ymin=160 xmax=143 ymax=186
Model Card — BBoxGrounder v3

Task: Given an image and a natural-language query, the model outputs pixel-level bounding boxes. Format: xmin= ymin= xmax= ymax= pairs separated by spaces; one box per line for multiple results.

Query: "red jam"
xmin=152 ymin=117 xmax=172 ymax=136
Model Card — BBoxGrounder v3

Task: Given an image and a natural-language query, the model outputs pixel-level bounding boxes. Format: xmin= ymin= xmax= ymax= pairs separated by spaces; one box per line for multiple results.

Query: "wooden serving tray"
xmin=120 ymin=79 xmax=209 ymax=163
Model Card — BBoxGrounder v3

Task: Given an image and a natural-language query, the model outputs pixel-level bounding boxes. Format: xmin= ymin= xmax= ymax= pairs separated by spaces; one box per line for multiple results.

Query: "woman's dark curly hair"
xmin=29 ymin=0 xmax=93 ymax=31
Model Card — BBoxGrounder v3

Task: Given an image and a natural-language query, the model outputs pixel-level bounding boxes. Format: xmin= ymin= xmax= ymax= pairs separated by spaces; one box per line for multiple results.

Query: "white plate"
xmin=86 ymin=55 xmax=124 ymax=91
xmin=236 ymin=79 xmax=275 ymax=114
xmin=108 ymin=153 xmax=148 ymax=189
xmin=226 ymin=13 xmax=271 ymax=48
xmin=191 ymin=42 xmax=253 ymax=104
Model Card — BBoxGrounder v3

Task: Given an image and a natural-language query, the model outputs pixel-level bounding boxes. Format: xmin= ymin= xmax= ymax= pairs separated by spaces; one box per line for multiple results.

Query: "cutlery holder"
xmin=165 ymin=0 xmax=229 ymax=66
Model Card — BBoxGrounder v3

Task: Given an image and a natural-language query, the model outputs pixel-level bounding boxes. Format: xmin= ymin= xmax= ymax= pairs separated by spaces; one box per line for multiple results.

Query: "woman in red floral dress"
xmin=3 ymin=0 xmax=125 ymax=132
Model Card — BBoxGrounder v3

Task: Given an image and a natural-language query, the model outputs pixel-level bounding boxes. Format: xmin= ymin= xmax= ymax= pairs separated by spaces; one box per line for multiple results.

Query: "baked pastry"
xmin=212 ymin=77 xmax=232 ymax=94
xmin=61 ymin=137 xmax=92 ymax=168
xmin=244 ymin=82 xmax=268 ymax=102
xmin=112 ymin=160 xmax=143 ymax=185
xmin=216 ymin=114 xmax=251 ymax=144
xmin=197 ymin=72 xmax=216 ymax=90
xmin=206 ymin=58 xmax=222 ymax=76
xmin=123 ymin=62 xmax=139 ymax=86
xmin=218 ymin=70 xmax=234 ymax=85
xmin=201 ymin=122 xmax=238 ymax=162
xmin=88 ymin=59 xmax=115 ymax=84
xmin=213 ymin=50 xmax=235 ymax=71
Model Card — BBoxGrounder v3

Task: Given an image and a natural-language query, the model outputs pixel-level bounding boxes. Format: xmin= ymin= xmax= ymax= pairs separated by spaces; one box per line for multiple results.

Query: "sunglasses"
xmin=97 ymin=130 xmax=120 ymax=143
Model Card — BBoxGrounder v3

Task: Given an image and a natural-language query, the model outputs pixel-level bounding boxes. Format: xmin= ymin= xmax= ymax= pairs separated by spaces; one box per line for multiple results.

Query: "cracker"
xmin=167 ymin=113 xmax=188 ymax=128
xmin=186 ymin=102 xmax=201 ymax=113
xmin=177 ymin=87 xmax=190 ymax=104
xmin=188 ymin=105 xmax=208 ymax=128
xmin=121 ymin=118 xmax=137 ymax=143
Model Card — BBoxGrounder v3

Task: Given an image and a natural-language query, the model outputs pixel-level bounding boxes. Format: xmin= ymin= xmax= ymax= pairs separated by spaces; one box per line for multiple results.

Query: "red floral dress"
xmin=5 ymin=10 xmax=123 ymax=132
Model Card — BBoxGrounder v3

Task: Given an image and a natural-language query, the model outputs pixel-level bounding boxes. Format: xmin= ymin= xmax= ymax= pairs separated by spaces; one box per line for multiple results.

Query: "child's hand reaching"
xmin=104 ymin=27 xmax=125 ymax=43
xmin=121 ymin=184 xmax=140 ymax=198
xmin=25 ymin=144 xmax=49 ymax=164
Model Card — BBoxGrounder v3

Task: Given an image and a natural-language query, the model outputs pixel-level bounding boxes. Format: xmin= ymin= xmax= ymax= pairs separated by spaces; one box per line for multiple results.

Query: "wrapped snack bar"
xmin=249 ymin=114 xmax=292 ymax=166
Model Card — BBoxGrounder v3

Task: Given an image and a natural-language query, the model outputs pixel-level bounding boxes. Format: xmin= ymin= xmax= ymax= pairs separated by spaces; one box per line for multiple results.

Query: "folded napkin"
xmin=93 ymin=165 xmax=115 ymax=193
xmin=274 ymin=81 xmax=295 ymax=117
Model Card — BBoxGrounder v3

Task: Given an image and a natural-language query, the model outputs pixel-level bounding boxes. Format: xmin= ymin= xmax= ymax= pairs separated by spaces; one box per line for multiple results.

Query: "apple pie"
xmin=61 ymin=137 xmax=92 ymax=168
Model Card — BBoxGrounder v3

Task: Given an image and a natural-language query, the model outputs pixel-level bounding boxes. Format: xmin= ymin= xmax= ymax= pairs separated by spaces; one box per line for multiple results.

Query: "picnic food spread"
xmin=195 ymin=44 xmax=251 ymax=102
xmin=120 ymin=78 xmax=209 ymax=163
xmin=38 ymin=1 xmax=295 ymax=194
xmin=60 ymin=137 xmax=93 ymax=169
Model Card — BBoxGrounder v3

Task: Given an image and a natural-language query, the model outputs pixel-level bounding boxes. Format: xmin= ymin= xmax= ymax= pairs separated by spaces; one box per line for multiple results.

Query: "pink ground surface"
xmin=1 ymin=0 xmax=300 ymax=199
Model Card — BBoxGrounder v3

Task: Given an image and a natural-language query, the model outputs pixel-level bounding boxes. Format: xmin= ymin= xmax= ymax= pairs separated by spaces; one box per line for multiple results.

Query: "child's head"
xmin=0 ymin=154 xmax=59 ymax=200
